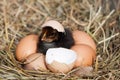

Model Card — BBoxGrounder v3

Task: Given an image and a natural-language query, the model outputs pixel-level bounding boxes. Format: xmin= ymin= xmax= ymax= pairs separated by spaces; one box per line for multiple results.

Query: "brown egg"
xmin=24 ymin=53 xmax=47 ymax=71
xmin=16 ymin=34 xmax=38 ymax=61
xmin=72 ymin=30 xmax=96 ymax=51
xmin=71 ymin=44 xmax=96 ymax=68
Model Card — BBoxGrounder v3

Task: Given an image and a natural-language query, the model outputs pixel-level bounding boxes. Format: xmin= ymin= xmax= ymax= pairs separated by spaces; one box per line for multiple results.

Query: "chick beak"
xmin=41 ymin=37 xmax=45 ymax=41
xmin=41 ymin=31 xmax=47 ymax=41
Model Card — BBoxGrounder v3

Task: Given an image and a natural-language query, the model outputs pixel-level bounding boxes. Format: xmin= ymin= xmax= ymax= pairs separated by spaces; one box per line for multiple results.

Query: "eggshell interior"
xmin=41 ymin=20 xmax=65 ymax=32
xmin=16 ymin=34 xmax=38 ymax=61
xmin=45 ymin=48 xmax=77 ymax=73
xmin=46 ymin=48 xmax=77 ymax=64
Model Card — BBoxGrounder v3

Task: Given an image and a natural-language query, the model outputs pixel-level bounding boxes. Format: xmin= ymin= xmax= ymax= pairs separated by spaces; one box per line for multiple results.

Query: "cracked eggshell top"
xmin=41 ymin=20 xmax=65 ymax=32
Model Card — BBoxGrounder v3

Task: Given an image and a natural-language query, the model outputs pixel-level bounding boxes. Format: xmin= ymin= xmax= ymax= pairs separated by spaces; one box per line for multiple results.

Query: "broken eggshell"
xmin=41 ymin=20 xmax=65 ymax=32
xmin=45 ymin=48 xmax=77 ymax=73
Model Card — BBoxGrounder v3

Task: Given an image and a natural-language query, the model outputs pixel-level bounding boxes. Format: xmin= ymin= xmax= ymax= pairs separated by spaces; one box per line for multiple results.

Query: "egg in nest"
xmin=72 ymin=30 xmax=96 ymax=51
xmin=71 ymin=30 xmax=96 ymax=68
xmin=24 ymin=53 xmax=48 ymax=71
xmin=37 ymin=20 xmax=74 ymax=55
xmin=16 ymin=34 xmax=38 ymax=61
xmin=71 ymin=44 xmax=96 ymax=68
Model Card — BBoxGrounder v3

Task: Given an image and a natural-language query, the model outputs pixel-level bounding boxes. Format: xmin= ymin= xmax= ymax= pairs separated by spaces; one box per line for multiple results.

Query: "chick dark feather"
xmin=37 ymin=26 xmax=74 ymax=55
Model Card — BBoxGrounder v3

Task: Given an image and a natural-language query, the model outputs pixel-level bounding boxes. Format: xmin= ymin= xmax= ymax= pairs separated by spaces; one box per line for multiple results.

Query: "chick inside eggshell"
xmin=15 ymin=20 xmax=96 ymax=74
xmin=37 ymin=20 xmax=75 ymax=55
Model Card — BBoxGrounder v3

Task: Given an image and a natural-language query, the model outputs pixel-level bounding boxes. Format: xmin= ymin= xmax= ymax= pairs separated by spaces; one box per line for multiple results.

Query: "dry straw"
xmin=0 ymin=0 xmax=120 ymax=79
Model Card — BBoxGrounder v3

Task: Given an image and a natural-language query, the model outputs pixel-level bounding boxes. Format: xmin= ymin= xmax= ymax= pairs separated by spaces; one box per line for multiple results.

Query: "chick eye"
xmin=51 ymin=32 xmax=56 ymax=36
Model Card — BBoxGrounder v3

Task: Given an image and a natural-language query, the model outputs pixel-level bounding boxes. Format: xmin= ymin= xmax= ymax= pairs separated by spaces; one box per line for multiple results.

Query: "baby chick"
xmin=37 ymin=26 xmax=74 ymax=55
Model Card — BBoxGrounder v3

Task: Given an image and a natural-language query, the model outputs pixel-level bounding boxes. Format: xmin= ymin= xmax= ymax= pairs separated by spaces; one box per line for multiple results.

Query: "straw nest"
xmin=0 ymin=0 xmax=120 ymax=79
